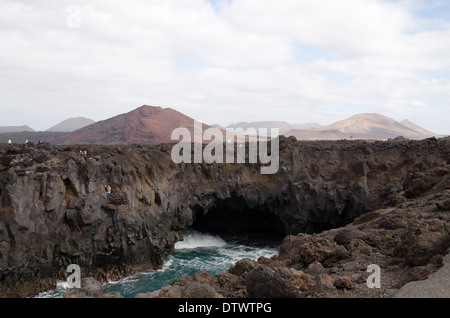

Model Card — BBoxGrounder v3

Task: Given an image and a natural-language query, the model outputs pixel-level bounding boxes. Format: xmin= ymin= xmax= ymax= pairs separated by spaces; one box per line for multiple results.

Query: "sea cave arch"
xmin=189 ymin=192 xmax=287 ymax=242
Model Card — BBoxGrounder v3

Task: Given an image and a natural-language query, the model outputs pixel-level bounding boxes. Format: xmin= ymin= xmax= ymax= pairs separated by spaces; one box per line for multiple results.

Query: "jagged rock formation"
xmin=0 ymin=136 xmax=449 ymax=297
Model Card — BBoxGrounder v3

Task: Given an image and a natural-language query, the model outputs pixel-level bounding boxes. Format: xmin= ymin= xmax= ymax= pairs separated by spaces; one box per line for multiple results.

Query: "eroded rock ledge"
xmin=0 ymin=136 xmax=449 ymax=297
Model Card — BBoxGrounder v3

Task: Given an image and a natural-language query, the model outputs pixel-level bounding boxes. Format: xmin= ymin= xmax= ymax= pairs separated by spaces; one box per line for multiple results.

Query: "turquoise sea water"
xmin=36 ymin=230 xmax=280 ymax=298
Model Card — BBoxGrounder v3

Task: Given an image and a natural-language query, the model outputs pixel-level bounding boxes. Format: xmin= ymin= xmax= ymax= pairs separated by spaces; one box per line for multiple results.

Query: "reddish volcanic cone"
xmin=55 ymin=105 xmax=213 ymax=144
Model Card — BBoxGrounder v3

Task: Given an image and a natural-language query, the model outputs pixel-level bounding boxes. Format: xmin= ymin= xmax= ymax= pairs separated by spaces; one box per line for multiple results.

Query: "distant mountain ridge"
xmin=0 ymin=125 xmax=35 ymax=133
xmin=399 ymin=119 xmax=436 ymax=137
xmin=285 ymin=113 xmax=439 ymax=140
xmin=2 ymin=107 xmax=440 ymax=145
xmin=47 ymin=117 xmax=96 ymax=132
xmin=45 ymin=107 xmax=441 ymax=145
xmin=226 ymin=121 xmax=321 ymax=134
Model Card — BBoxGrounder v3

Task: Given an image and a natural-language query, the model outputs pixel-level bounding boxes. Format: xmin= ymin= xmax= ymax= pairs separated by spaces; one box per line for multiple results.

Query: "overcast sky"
xmin=0 ymin=0 xmax=449 ymax=134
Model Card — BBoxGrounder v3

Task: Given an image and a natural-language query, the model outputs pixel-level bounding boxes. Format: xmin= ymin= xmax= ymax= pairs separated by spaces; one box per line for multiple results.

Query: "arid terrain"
xmin=285 ymin=113 xmax=439 ymax=140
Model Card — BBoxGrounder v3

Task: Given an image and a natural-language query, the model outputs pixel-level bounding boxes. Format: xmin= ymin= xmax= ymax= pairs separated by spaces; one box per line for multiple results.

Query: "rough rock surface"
xmin=0 ymin=136 xmax=449 ymax=297
xmin=153 ymin=182 xmax=450 ymax=298
xmin=394 ymin=252 xmax=450 ymax=298
xmin=63 ymin=277 xmax=122 ymax=298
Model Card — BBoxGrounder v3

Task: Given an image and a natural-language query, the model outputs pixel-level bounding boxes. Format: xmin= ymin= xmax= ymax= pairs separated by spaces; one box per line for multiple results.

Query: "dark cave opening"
xmin=190 ymin=194 xmax=286 ymax=246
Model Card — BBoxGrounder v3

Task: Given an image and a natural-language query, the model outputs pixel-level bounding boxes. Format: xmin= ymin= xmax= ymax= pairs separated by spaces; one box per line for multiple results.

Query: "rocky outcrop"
xmin=0 ymin=136 xmax=449 ymax=297
xmin=63 ymin=277 xmax=122 ymax=298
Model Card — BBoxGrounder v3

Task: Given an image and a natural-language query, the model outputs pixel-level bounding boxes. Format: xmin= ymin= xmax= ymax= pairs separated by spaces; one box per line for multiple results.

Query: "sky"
xmin=0 ymin=0 xmax=449 ymax=134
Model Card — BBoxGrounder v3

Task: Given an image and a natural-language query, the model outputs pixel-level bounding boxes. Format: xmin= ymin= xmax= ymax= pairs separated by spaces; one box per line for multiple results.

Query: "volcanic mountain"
xmin=226 ymin=121 xmax=321 ymax=135
xmin=0 ymin=125 xmax=35 ymax=133
xmin=47 ymin=117 xmax=96 ymax=132
xmin=285 ymin=113 xmax=439 ymax=140
xmin=55 ymin=105 xmax=214 ymax=144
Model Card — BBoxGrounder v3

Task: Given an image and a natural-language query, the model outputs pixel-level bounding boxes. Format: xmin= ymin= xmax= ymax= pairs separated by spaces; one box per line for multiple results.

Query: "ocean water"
xmin=35 ymin=229 xmax=280 ymax=298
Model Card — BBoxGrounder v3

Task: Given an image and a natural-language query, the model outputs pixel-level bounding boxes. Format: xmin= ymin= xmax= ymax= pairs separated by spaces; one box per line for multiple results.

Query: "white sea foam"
xmin=174 ymin=229 xmax=227 ymax=249
xmin=56 ymin=281 xmax=71 ymax=289
xmin=33 ymin=281 xmax=70 ymax=298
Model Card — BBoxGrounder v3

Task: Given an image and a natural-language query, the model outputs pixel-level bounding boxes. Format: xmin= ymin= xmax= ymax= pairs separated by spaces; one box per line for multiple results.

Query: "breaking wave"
xmin=174 ymin=229 xmax=227 ymax=249
xmin=35 ymin=229 xmax=280 ymax=298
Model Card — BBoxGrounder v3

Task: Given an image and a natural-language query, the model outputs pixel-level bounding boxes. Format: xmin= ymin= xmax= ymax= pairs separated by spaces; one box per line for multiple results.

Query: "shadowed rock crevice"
xmin=190 ymin=193 xmax=286 ymax=239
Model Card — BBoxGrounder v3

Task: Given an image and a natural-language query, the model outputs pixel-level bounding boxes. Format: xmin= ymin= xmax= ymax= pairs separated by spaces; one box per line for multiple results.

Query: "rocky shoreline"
xmin=0 ymin=136 xmax=449 ymax=297
xmin=152 ymin=185 xmax=450 ymax=298
xmin=66 ymin=183 xmax=450 ymax=298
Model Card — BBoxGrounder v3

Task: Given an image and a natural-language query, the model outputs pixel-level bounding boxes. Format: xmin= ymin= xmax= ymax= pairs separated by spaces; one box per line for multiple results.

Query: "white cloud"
xmin=0 ymin=0 xmax=449 ymax=134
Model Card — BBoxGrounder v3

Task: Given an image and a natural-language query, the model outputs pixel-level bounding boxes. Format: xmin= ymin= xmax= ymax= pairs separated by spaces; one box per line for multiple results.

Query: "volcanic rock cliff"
xmin=0 ymin=136 xmax=449 ymax=297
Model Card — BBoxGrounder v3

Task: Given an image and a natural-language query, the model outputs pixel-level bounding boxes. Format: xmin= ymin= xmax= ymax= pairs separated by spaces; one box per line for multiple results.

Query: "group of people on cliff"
xmin=79 ymin=150 xmax=88 ymax=157
xmin=7 ymin=139 xmax=44 ymax=144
